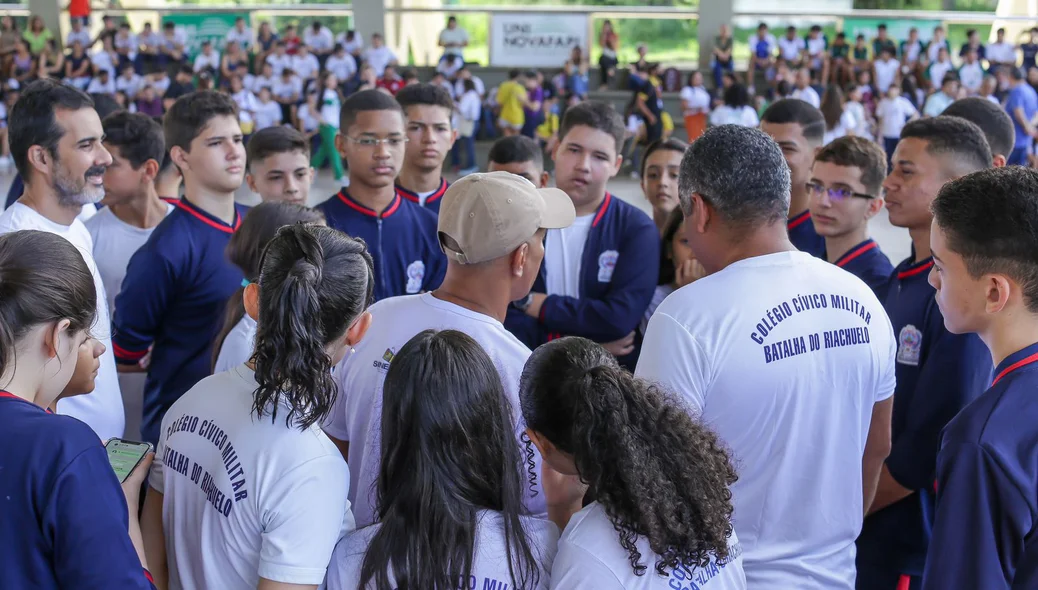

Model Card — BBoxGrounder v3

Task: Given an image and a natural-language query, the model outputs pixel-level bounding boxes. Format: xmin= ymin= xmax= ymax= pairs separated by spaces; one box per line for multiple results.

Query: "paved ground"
xmin=0 ymin=162 xmax=913 ymax=266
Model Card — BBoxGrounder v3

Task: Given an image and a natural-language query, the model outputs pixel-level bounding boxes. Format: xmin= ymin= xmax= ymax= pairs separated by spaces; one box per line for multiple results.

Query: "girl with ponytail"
xmin=142 ymin=223 xmax=375 ymax=590
xmin=212 ymin=201 xmax=326 ymax=373
xmin=520 ymin=337 xmax=746 ymax=589
xmin=0 ymin=230 xmax=155 ymax=588
xmin=325 ymin=329 xmax=556 ymax=590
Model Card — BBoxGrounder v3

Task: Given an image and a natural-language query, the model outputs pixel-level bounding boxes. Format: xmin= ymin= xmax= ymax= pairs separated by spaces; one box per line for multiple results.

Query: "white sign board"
xmin=490 ymin=13 xmax=589 ymax=68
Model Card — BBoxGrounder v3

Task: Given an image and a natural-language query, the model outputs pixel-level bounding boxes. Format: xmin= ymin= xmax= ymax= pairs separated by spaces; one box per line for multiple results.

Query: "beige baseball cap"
xmin=438 ymin=172 xmax=575 ymax=265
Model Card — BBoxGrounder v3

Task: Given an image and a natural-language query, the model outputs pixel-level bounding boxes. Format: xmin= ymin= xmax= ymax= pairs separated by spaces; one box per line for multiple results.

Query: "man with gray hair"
xmin=636 ymin=125 xmax=897 ymax=589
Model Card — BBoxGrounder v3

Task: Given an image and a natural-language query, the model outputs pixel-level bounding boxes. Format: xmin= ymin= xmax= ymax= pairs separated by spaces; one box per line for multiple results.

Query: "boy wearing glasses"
xmin=316 ymin=89 xmax=446 ymax=301
xmin=808 ymin=136 xmax=893 ymax=299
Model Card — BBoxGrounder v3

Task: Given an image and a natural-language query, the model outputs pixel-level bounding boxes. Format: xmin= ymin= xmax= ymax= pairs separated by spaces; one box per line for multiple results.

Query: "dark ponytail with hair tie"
xmin=251 ymin=223 xmax=373 ymax=430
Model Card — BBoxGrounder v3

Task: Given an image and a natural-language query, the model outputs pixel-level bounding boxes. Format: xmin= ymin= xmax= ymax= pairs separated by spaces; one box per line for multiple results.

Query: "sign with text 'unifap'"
xmin=489 ymin=13 xmax=589 ymax=68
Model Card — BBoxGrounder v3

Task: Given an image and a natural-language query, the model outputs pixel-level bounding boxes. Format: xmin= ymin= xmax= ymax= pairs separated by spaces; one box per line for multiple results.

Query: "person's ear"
xmin=307 ymin=166 xmax=316 ymax=183
xmin=170 ymin=145 xmax=190 ymax=173
xmin=28 ymin=145 xmax=51 ymax=177
xmin=525 ymin=427 xmax=554 ymax=459
xmin=344 ymin=311 xmax=372 ymax=348
xmin=690 ymin=194 xmax=711 ymax=233
xmin=141 ymin=158 xmax=160 ymax=182
xmin=334 ymin=132 xmax=347 ymax=159
xmin=992 ymin=154 xmax=1007 ymax=168
xmin=865 ymin=196 xmax=884 ymax=221
xmin=43 ymin=318 xmax=73 ymax=361
xmin=610 ymin=153 xmax=623 ymax=179
xmin=243 ymin=283 xmax=260 ymax=321
xmin=539 ymin=170 xmax=550 ymax=189
xmin=245 ymin=172 xmax=258 ymax=194
xmin=511 ymin=242 xmax=529 ymax=278
xmin=986 ymin=274 xmax=1012 ymax=315
xmin=450 ymin=127 xmax=458 ymax=146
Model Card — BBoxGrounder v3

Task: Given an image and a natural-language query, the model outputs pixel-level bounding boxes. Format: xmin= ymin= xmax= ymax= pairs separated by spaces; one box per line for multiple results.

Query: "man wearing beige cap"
xmin=323 ymin=171 xmax=575 ymax=527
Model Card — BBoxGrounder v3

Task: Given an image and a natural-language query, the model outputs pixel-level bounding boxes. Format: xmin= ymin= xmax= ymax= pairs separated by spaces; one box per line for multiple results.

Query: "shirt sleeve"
xmin=548 ymin=541 xmax=625 ymax=590
xmin=634 ymin=311 xmax=709 ymax=414
xmin=112 ymin=241 xmax=176 ymax=365
xmin=258 ymin=454 xmax=353 ymax=585
xmin=921 ymin=441 xmax=1032 ymax=590
xmin=539 ymin=216 xmax=660 ymax=342
xmin=885 ymin=329 xmax=991 ymax=492
xmin=45 ymin=443 xmax=154 ymax=589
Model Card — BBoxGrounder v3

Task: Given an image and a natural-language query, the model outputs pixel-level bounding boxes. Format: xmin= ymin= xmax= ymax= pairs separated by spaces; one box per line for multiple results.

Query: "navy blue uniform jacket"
xmin=505 ymin=193 xmax=659 ymax=366
xmin=395 ymin=177 xmax=449 ymax=214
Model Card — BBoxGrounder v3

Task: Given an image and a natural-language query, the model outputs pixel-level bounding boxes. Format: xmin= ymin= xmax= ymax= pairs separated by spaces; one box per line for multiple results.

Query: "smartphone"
xmin=104 ymin=438 xmax=154 ymax=483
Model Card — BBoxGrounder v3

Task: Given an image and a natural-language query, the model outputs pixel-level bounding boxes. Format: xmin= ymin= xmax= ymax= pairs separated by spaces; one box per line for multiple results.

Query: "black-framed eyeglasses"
xmin=806 ymin=181 xmax=875 ymax=201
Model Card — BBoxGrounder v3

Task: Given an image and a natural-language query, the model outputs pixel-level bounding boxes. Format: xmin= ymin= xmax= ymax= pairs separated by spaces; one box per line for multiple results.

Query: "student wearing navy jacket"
xmin=761 ymin=99 xmax=828 ymax=259
xmin=317 ymin=89 xmax=445 ymax=301
xmin=112 ymin=91 xmax=249 ymax=446
xmin=856 ymin=117 xmax=994 ymax=590
xmin=0 ymin=231 xmax=155 ymax=589
xmin=394 ymin=84 xmax=454 ymax=213
xmin=922 ymin=167 xmax=1038 ymax=589
xmin=808 ymin=136 xmax=894 ymax=299
xmin=507 ymin=102 xmax=658 ymax=368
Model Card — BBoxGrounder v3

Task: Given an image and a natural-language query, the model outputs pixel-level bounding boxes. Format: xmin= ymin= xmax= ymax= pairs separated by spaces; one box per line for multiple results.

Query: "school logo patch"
xmin=373 ymin=347 xmax=395 ymax=373
xmin=405 ymin=260 xmax=425 ymax=294
xmin=597 ymin=250 xmax=619 ymax=283
xmin=896 ymin=324 xmax=923 ymax=366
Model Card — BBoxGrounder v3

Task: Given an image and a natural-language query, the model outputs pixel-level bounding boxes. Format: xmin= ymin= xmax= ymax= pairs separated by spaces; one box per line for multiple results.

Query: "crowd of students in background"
xmin=1 ymin=10 xmax=1038 ymax=590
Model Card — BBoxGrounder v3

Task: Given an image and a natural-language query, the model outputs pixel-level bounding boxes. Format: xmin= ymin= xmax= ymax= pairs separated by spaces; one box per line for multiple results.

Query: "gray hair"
xmin=678 ymin=125 xmax=791 ymax=228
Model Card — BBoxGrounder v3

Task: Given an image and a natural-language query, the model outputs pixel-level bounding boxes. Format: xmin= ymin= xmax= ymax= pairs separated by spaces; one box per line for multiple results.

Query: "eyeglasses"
xmin=806 ymin=181 xmax=875 ymax=201
xmin=345 ymin=135 xmax=408 ymax=148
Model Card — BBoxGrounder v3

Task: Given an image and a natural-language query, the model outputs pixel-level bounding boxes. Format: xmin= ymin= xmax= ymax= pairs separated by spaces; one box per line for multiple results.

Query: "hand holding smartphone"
xmin=104 ymin=438 xmax=154 ymax=484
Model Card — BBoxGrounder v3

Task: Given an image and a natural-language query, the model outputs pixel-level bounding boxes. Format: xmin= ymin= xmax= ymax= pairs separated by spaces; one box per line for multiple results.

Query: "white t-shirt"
xmin=326 ymin=512 xmax=559 ymax=590
xmin=87 ymin=77 xmax=115 ymax=95
xmin=296 ymin=104 xmax=319 ymax=133
xmin=791 ymin=86 xmax=820 ymax=108
xmin=823 ymin=110 xmax=858 ymax=145
xmin=224 ymin=27 xmax=254 ymax=50
xmin=336 ymin=33 xmax=364 ymax=55
xmin=272 ymin=76 xmax=303 ymax=101
xmin=844 ymin=101 xmax=871 ymax=140
xmin=929 ymin=60 xmax=953 ymax=89
xmin=253 ymin=100 xmax=283 ymax=130
xmin=902 ymin=39 xmax=924 ymax=63
xmin=987 ymin=41 xmax=1016 ymax=64
xmin=291 ymin=54 xmax=320 ymax=81
xmin=326 ymin=54 xmax=357 ymax=82
xmin=150 ymin=75 xmax=171 ymax=95
xmin=67 ymin=29 xmax=91 ymax=49
xmin=114 ymin=34 xmax=138 ymax=60
xmin=363 ymin=46 xmax=397 ymax=77
xmin=806 ymin=35 xmax=827 ymax=59
xmin=193 ymin=51 xmax=221 ymax=73
xmin=323 ymin=293 xmax=547 ymax=527
xmin=635 ymin=252 xmax=896 ymax=589
xmin=873 ymin=58 xmax=900 ymax=93
xmin=138 ymin=31 xmax=162 ymax=51
xmin=544 ymin=213 xmax=594 ymax=298
xmin=959 ymin=62 xmax=984 ymax=94
xmin=550 ymin=502 xmax=746 ymax=590
xmin=303 ymin=27 xmax=334 ymax=53
xmin=455 ymin=76 xmax=486 ymax=98
xmin=679 ymin=85 xmax=711 ymax=116
xmin=439 ymin=27 xmax=469 ymax=58
xmin=458 ymin=89 xmax=482 ymax=123
xmin=710 ymin=105 xmax=759 ymax=128
xmin=640 ymin=284 xmax=674 ymax=335
xmin=876 ymin=96 xmax=918 ymax=139
xmin=0 ymin=203 xmax=124 ymax=441
xmin=85 ymin=203 xmax=174 ymax=314
xmin=250 ymin=75 xmax=275 ymax=94
xmin=265 ymin=53 xmax=292 ymax=77
xmin=777 ymin=37 xmax=805 ymax=61
xmin=116 ymin=73 xmax=143 ymax=98
xmin=150 ymin=364 xmax=353 ymax=589
xmin=215 ymin=315 xmax=257 ymax=375
xmin=319 ymin=88 xmax=341 ymax=129
xmin=92 ymin=50 xmax=117 ymax=77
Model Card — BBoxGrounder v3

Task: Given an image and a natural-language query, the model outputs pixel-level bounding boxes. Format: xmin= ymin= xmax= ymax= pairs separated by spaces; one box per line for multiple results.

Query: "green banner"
xmin=843 ymin=18 xmax=943 ymax=43
xmin=163 ymin=12 xmax=248 ymax=59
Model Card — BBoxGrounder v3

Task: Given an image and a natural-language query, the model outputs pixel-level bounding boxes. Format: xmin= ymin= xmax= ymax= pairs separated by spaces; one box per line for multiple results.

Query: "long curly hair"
xmin=519 ymin=337 xmax=738 ymax=576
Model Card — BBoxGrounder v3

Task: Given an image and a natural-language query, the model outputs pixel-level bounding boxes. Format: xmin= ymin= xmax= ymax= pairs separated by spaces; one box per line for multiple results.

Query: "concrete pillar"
xmin=28 ymin=0 xmax=63 ymax=48
xmin=697 ymin=0 xmax=735 ymax=71
xmin=353 ymin=0 xmax=387 ymax=41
